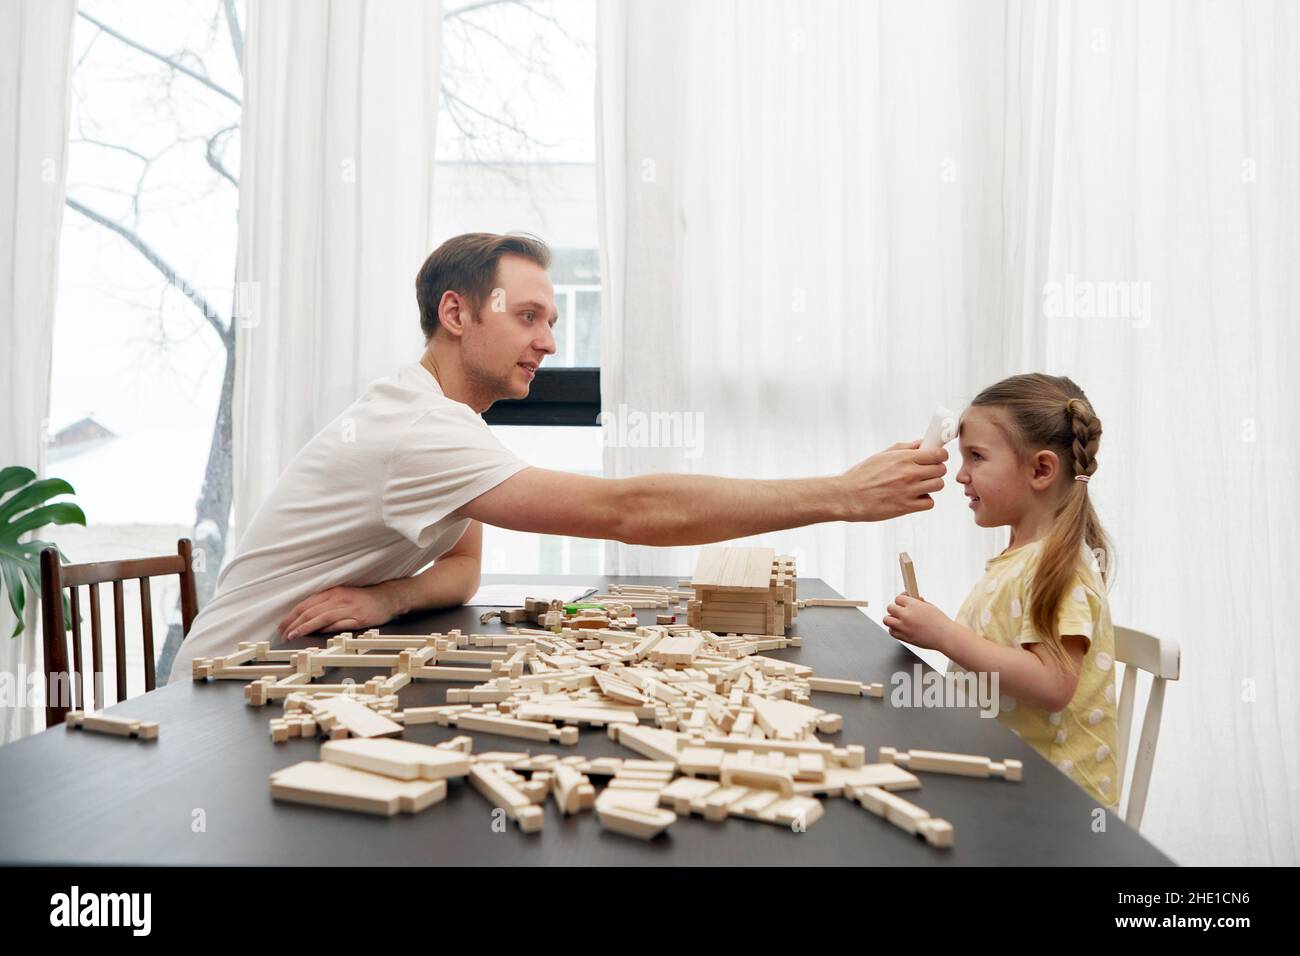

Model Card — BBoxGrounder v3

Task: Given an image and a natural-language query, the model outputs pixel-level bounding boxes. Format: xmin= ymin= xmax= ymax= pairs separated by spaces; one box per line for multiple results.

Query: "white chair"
xmin=1113 ymin=626 xmax=1181 ymax=830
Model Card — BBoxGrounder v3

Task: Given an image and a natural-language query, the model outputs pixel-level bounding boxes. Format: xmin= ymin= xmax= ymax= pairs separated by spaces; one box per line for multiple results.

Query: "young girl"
xmin=883 ymin=373 xmax=1120 ymax=809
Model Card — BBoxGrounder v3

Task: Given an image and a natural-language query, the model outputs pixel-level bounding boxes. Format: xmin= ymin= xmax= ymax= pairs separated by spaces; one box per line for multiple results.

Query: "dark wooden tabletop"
xmin=0 ymin=574 xmax=1175 ymax=865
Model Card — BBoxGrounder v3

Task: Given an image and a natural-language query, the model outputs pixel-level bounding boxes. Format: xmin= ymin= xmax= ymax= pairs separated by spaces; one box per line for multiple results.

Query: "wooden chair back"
xmin=40 ymin=538 xmax=198 ymax=727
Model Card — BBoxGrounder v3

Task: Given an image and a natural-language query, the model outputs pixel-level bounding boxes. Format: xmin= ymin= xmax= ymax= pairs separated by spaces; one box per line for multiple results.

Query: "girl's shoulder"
xmin=990 ymin=539 xmax=1107 ymax=595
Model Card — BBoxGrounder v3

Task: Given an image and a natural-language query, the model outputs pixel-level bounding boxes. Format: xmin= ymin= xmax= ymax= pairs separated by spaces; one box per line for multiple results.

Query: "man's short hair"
xmin=416 ymin=232 xmax=552 ymax=340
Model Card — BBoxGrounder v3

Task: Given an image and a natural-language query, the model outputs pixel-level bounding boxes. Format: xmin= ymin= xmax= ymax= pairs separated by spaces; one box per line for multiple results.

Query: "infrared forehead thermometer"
xmin=921 ymin=406 xmax=958 ymax=450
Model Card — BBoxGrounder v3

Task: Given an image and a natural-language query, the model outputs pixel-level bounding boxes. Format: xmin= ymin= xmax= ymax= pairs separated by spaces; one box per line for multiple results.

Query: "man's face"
xmin=459 ymin=254 xmax=558 ymax=401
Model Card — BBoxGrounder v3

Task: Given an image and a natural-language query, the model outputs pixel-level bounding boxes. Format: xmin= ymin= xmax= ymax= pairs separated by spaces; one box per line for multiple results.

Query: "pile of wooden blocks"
xmin=591 ymin=583 xmax=695 ymax=610
xmin=192 ymin=615 xmax=1023 ymax=848
xmin=479 ymin=597 xmax=639 ymax=631
xmin=686 ymin=547 xmax=798 ymax=635
xmin=187 ymin=548 xmax=1021 ymax=850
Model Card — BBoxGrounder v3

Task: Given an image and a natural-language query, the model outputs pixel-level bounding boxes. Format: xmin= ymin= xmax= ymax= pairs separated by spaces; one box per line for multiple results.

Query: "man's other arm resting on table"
xmin=282 ymin=440 xmax=947 ymax=639
xmin=278 ymin=520 xmax=482 ymax=640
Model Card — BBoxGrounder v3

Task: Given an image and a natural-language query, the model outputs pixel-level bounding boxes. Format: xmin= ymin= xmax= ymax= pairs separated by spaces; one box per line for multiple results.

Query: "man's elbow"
xmin=459 ymin=577 xmax=479 ymax=606
xmin=438 ymin=554 xmax=479 ymax=605
xmin=459 ymin=563 xmax=481 ymax=605
xmin=603 ymin=481 xmax=650 ymax=546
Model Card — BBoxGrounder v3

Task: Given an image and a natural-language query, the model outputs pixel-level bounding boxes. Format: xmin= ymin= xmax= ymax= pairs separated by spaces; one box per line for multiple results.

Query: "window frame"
xmin=483 ymin=367 xmax=600 ymax=426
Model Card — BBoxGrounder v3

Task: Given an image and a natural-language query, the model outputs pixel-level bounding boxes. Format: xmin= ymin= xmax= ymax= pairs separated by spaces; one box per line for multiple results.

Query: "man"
xmin=168 ymin=233 xmax=948 ymax=682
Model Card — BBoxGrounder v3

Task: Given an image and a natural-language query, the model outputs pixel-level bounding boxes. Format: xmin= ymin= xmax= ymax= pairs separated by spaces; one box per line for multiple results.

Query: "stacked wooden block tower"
xmin=687 ymin=546 xmax=797 ymax=636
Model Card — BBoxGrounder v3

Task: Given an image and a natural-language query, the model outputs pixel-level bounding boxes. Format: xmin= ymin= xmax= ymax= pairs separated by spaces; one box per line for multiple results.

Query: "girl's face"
xmin=955 ymin=406 xmax=1037 ymax=528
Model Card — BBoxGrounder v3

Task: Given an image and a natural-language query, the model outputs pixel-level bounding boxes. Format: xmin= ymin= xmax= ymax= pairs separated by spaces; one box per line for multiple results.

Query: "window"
xmin=45 ymin=0 xmax=604 ymax=689
xmin=48 ymin=0 xmax=245 ymax=685
xmin=437 ymin=0 xmax=603 ymax=574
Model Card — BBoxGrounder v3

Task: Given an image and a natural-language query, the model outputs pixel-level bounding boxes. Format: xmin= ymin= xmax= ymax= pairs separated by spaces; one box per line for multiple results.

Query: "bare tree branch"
xmin=452 ymin=13 xmax=537 ymax=71
xmin=70 ymin=136 xmax=149 ymax=164
xmin=205 ymin=124 xmax=239 ymax=187
xmin=441 ymin=84 xmax=555 ymax=146
xmin=221 ymin=0 xmax=244 ymax=74
xmin=446 ymin=0 xmax=584 ymax=47
xmin=444 ymin=0 xmax=517 ymax=21
xmin=77 ymin=9 xmax=241 ymax=106
xmin=65 ymin=195 xmax=233 ymax=347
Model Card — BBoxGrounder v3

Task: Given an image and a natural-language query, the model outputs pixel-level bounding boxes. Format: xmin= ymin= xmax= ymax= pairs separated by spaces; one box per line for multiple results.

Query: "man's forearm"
xmin=616 ymin=473 xmax=850 ymax=546
xmin=374 ymin=553 xmax=480 ymax=618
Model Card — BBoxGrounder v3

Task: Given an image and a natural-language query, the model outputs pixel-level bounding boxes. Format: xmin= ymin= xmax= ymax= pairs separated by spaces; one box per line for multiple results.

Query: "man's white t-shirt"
xmin=168 ymin=363 xmax=528 ymax=682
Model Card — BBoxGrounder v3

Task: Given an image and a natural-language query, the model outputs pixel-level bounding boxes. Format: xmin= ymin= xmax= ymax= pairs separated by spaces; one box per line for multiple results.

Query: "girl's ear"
xmin=1028 ymin=449 xmax=1060 ymax=490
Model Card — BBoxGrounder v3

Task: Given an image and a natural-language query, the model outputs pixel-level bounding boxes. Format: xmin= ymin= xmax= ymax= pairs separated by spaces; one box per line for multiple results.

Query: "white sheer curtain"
xmin=597 ymin=0 xmax=1298 ymax=866
xmin=233 ymin=0 xmax=442 ymax=543
xmin=0 ymin=0 xmax=78 ymax=744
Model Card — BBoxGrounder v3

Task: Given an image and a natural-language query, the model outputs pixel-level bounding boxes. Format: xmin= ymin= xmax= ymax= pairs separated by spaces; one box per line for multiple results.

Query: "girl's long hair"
xmin=969 ymin=373 xmax=1113 ymax=673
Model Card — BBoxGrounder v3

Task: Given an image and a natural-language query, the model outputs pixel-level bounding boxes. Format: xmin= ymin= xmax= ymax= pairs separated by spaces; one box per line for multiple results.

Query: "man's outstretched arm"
xmin=455 ymin=441 xmax=948 ymax=546
xmin=281 ymin=440 xmax=946 ymax=639
xmin=278 ymin=520 xmax=482 ymax=640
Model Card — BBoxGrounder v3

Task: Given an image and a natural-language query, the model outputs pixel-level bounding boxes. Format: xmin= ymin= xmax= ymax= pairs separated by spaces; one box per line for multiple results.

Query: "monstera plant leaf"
xmin=0 ymin=466 xmax=86 ymax=638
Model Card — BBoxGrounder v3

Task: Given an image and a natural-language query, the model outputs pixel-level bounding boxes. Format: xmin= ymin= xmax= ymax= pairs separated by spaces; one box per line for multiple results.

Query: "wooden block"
xmin=596 ymin=801 xmax=676 ymax=840
xmin=796 ymin=752 xmax=826 ymax=781
xmin=748 ymin=696 xmax=822 ymax=739
xmin=609 ymin=724 xmax=680 ymax=763
xmin=657 ymin=777 xmax=824 ymax=829
xmin=321 ymin=738 xmax=471 ymax=781
xmin=269 ymin=761 xmax=446 ymax=816
xmin=800 ymin=598 xmax=869 ymax=608
xmin=593 ymin=671 xmax=651 ymax=705
xmin=848 ymin=784 xmax=953 ymax=848
xmin=698 ymin=734 xmax=835 ymax=759
xmin=620 ymin=759 xmax=677 ymax=774
xmin=519 ymin=779 xmax=550 ymax=803
xmin=552 ymin=765 xmax=594 ymax=815
xmin=677 ymin=746 xmax=725 ymax=776
xmin=720 ymin=753 xmax=794 ymax=796
xmin=611 ymin=768 xmax=675 ymax=783
xmin=410 ymin=665 xmax=496 ymax=682
xmin=65 ymin=711 xmax=159 ymax=740
xmin=468 ymin=765 xmax=544 ymax=832
xmin=756 ymin=796 xmax=823 ymax=828
xmin=700 ymin=785 xmax=750 ymax=821
xmin=208 ymin=663 xmax=294 ymax=680
xmin=456 ymin=712 xmax=579 ymax=745
xmin=808 ymin=677 xmax=871 ymax=696
xmin=436 ymin=735 xmax=475 ymax=754
xmin=877 ymin=746 xmax=1022 ymax=781
xmin=606 ymin=777 xmax=669 ymax=792
xmin=791 ymin=763 xmax=921 ymax=796
xmin=313 ymin=695 xmax=403 ymax=738
xmin=311 ymin=651 xmax=406 ymax=668
xmin=649 ymin=635 xmax=704 ymax=665
xmin=658 ymin=776 xmax=721 ymax=814
xmin=512 ymin=703 xmax=639 ymax=726
xmin=815 ymin=713 xmax=843 ymax=734
xmin=899 ymin=552 xmax=920 ymax=599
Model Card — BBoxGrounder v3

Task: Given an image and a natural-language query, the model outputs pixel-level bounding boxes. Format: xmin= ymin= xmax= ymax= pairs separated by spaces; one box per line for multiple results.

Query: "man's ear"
xmin=1028 ymin=449 xmax=1061 ymax=490
xmin=438 ymin=290 xmax=470 ymax=338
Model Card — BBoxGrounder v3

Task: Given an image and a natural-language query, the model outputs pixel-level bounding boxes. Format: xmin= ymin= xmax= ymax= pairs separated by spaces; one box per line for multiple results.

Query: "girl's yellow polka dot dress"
xmin=948 ymin=539 xmax=1121 ymax=810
